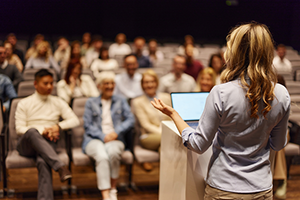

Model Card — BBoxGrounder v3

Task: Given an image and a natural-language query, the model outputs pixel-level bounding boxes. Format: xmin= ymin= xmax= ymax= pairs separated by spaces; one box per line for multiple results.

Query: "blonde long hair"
xmin=220 ymin=22 xmax=277 ymax=119
xmin=33 ymin=41 xmax=51 ymax=62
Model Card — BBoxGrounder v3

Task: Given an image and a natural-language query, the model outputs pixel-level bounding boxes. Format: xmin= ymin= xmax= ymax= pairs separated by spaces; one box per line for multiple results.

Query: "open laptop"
xmin=171 ymin=92 xmax=209 ymax=129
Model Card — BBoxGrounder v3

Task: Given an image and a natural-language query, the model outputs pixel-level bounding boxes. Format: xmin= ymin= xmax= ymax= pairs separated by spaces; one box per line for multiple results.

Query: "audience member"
xmin=54 ymin=37 xmax=71 ymax=67
xmin=57 ymin=61 xmax=99 ymax=104
xmin=4 ymin=41 xmax=23 ymax=72
xmin=159 ymin=55 xmax=195 ymax=93
xmin=208 ymin=53 xmax=224 ymax=85
xmin=60 ymin=41 xmax=88 ymax=69
xmin=273 ymin=44 xmax=292 ymax=73
xmin=81 ymin=32 xmax=92 ymax=56
xmin=91 ymin=46 xmax=119 ymax=77
xmin=133 ymin=37 xmax=152 ymax=68
xmin=0 ymin=74 xmax=17 ymax=112
xmin=108 ymin=33 xmax=132 ymax=58
xmin=0 ymin=45 xmax=23 ymax=91
xmin=194 ymin=67 xmax=216 ymax=92
xmin=6 ymin=33 xmax=24 ymax=64
xmin=131 ymin=69 xmax=171 ymax=171
xmin=15 ymin=69 xmax=79 ymax=200
xmin=114 ymin=54 xmax=143 ymax=99
xmin=184 ymin=44 xmax=204 ymax=80
xmin=25 ymin=41 xmax=60 ymax=74
xmin=178 ymin=35 xmax=199 ymax=57
xmin=82 ymin=71 xmax=135 ymax=200
xmin=25 ymin=34 xmax=46 ymax=61
xmin=143 ymin=39 xmax=164 ymax=63
xmin=85 ymin=35 xmax=103 ymax=66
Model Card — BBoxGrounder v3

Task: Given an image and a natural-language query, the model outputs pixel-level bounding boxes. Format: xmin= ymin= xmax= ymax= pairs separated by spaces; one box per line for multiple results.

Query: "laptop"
xmin=171 ymin=92 xmax=209 ymax=129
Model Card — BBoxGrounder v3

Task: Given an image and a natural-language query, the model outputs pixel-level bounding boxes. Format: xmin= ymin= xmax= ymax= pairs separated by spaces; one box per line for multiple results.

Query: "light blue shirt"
xmin=0 ymin=74 xmax=17 ymax=109
xmin=182 ymin=78 xmax=290 ymax=193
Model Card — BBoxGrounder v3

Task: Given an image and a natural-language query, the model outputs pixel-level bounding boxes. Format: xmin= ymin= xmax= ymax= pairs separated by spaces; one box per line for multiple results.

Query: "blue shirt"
xmin=135 ymin=54 xmax=152 ymax=68
xmin=0 ymin=74 xmax=17 ymax=109
xmin=82 ymin=95 xmax=135 ymax=153
xmin=182 ymin=78 xmax=290 ymax=193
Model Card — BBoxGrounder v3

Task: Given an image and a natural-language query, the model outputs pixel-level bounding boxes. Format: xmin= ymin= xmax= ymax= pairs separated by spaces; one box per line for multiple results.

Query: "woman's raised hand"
xmin=151 ymin=98 xmax=175 ymax=117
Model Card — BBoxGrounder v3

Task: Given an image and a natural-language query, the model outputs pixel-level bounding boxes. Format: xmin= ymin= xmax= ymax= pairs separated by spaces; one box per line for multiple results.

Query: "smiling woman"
xmin=131 ymin=69 xmax=171 ymax=171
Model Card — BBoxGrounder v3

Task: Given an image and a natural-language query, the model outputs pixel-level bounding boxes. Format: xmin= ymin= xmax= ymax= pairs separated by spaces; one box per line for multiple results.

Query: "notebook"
xmin=171 ymin=92 xmax=209 ymax=129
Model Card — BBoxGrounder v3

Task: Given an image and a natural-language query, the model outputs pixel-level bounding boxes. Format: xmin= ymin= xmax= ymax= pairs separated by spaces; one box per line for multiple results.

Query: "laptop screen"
xmin=171 ymin=92 xmax=209 ymax=121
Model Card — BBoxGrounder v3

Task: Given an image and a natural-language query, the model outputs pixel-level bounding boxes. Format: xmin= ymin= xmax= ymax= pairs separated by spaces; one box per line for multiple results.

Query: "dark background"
xmin=0 ymin=0 xmax=299 ymax=51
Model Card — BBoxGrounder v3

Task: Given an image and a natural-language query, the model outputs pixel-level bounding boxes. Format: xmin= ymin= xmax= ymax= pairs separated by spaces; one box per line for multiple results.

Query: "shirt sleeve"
xmin=15 ymin=100 xmax=31 ymax=135
xmin=12 ymin=65 xmax=24 ymax=89
xmin=57 ymin=98 xmax=80 ymax=130
xmin=49 ymin=56 xmax=61 ymax=74
xmin=269 ymin=90 xmax=291 ymax=151
xmin=83 ymin=99 xmax=106 ymax=142
xmin=181 ymin=86 xmax=222 ymax=154
xmin=3 ymin=78 xmax=17 ymax=109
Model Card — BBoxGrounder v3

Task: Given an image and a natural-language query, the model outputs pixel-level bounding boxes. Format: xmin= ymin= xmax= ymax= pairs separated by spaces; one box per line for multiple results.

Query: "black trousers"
xmin=17 ymin=128 xmax=65 ymax=200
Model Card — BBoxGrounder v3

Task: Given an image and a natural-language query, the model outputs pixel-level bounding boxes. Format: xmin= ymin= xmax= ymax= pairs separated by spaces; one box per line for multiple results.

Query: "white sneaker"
xmin=109 ymin=188 xmax=118 ymax=200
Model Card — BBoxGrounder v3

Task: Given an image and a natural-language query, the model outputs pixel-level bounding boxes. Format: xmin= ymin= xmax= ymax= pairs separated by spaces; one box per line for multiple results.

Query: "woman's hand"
xmin=151 ymin=98 xmax=176 ymax=117
xmin=151 ymin=98 xmax=189 ymax=135
xmin=69 ymin=76 xmax=76 ymax=92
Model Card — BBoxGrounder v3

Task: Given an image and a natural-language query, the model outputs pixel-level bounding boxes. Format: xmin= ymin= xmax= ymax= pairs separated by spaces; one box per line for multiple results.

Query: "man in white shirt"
xmin=15 ymin=69 xmax=80 ymax=200
xmin=85 ymin=35 xmax=103 ymax=67
xmin=54 ymin=37 xmax=71 ymax=67
xmin=273 ymin=44 xmax=292 ymax=73
xmin=159 ymin=55 xmax=196 ymax=93
xmin=114 ymin=54 xmax=143 ymax=99
xmin=108 ymin=33 xmax=132 ymax=58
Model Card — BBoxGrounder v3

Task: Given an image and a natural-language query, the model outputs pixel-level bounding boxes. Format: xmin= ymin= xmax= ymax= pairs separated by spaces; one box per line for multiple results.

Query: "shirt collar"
xmin=34 ymin=91 xmax=49 ymax=101
xmin=0 ymin=60 xmax=8 ymax=69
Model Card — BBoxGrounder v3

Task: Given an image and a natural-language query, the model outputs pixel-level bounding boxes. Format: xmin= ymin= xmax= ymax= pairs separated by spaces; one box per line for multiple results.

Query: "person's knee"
xmin=24 ymin=128 xmax=42 ymax=139
xmin=94 ymin=152 xmax=109 ymax=164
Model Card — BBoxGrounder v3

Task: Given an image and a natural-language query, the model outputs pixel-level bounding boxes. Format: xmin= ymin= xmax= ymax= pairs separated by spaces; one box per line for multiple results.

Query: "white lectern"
xmin=159 ymin=121 xmax=212 ymax=200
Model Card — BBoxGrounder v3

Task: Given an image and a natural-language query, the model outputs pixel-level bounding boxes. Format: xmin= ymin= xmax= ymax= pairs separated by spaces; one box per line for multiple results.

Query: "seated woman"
xmin=90 ymin=46 xmax=119 ymax=78
xmin=143 ymin=39 xmax=164 ymax=63
xmin=194 ymin=67 xmax=216 ymax=92
xmin=57 ymin=61 xmax=99 ymax=104
xmin=60 ymin=41 xmax=88 ymax=69
xmin=131 ymin=69 xmax=171 ymax=171
xmin=4 ymin=41 xmax=23 ymax=72
xmin=208 ymin=53 xmax=225 ymax=85
xmin=25 ymin=41 xmax=60 ymax=75
xmin=82 ymin=71 xmax=135 ymax=200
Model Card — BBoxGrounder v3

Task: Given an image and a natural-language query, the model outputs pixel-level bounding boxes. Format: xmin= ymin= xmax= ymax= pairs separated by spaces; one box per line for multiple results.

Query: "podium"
xmin=159 ymin=121 xmax=212 ymax=200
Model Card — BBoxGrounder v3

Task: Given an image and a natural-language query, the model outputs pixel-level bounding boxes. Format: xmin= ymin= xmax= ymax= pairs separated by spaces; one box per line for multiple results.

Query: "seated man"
xmin=85 ymin=35 xmax=103 ymax=67
xmin=159 ymin=55 xmax=195 ymax=93
xmin=0 ymin=45 xmax=23 ymax=92
xmin=0 ymin=74 xmax=17 ymax=112
xmin=108 ymin=33 xmax=132 ymax=58
xmin=54 ymin=37 xmax=71 ymax=66
xmin=114 ymin=54 xmax=144 ymax=99
xmin=133 ymin=37 xmax=152 ymax=68
xmin=82 ymin=71 xmax=135 ymax=200
xmin=15 ymin=69 xmax=80 ymax=200
xmin=273 ymin=44 xmax=292 ymax=74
